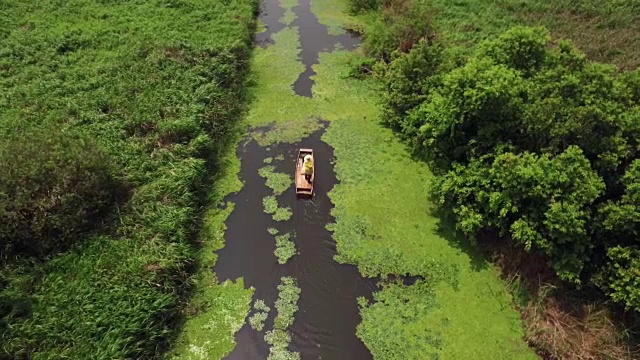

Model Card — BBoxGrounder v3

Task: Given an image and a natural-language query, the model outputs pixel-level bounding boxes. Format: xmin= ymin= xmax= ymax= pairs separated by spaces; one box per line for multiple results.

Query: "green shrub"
xmin=348 ymin=0 xmax=381 ymax=14
xmin=381 ymin=39 xmax=444 ymax=134
xmin=602 ymin=246 xmax=640 ymax=311
xmin=409 ymin=57 xmax=525 ymax=168
xmin=478 ymin=26 xmax=550 ymax=74
xmin=0 ymin=125 xmax=116 ymax=258
xmin=362 ymin=0 xmax=436 ymax=61
xmin=433 ymin=147 xmax=605 ymax=282
xmin=600 ymin=160 xmax=640 ymax=239
xmin=383 ymin=25 xmax=640 ymax=306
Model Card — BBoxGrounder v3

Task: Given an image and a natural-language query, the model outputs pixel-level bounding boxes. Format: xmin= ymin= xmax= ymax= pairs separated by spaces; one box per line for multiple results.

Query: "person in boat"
xmin=303 ymin=154 xmax=313 ymax=182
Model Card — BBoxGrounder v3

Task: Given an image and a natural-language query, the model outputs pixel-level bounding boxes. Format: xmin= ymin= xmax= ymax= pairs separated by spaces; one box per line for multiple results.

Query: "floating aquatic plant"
xmin=264 ymin=277 xmax=301 ymax=360
xmin=274 ymin=233 xmax=296 ymax=264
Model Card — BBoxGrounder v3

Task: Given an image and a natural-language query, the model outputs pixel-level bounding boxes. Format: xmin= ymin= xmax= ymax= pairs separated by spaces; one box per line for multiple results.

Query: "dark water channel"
xmin=292 ymin=0 xmax=360 ymax=97
xmin=216 ymin=129 xmax=376 ymax=359
xmin=214 ymin=0 xmax=376 ymax=358
xmin=255 ymin=0 xmax=285 ymax=47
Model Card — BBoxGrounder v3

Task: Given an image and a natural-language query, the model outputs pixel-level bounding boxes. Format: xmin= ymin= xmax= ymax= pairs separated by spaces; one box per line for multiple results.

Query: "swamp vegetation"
xmin=0 ymin=0 xmax=257 ymax=357
xmin=1 ymin=0 xmax=638 ymax=358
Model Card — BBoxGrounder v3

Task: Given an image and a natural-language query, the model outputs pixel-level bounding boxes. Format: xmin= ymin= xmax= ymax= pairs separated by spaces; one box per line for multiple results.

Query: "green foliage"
xmin=274 ymin=233 xmax=296 ymax=264
xmin=602 ymin=246 xmax=640 ymax=310
xmin=380 ymin=39 xmax=445 ymax=134
xmin=600 ymin=160 xmax=640 ymax=238
xmin=0 ymin=125 xmax=116 ymax=258
xmin=361 ymin=0 xmax=436 ymax=60
xmin=268 ymin=228 xmax=279 ymax=235
xmin=168 ymin=133 xmax=254 ymax=360
xmin=597 ymin=161 xmax=640 ymax=307
xmin=402 ymin=0 xmax=640 ymax=69
xmin=264 ymin=277 xmax=301 ymax=360
xmin=478 ymin=26 xmax=550 ymax=73
xmin=0 ymin=0 xmax=258 ymax=357
xmin=434 ymin=147 xmax=605 ymax=282
xmin=348 ymin=0 xmax=380 ymax=14
xmin=408 ymin=48 xmax=526 ymax=167
xmin=381 ymin=24 xmax=640 ymax=306
xmin=259 ymin=165 xmax=292 ymax=195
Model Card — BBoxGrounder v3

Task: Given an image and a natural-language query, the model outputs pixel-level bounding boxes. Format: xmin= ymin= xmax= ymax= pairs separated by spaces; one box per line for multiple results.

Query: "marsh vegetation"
xmin=0 ymin=0 xmax=257 ymax=357
xmin=3 ymin=0 xmax=638 ymax=358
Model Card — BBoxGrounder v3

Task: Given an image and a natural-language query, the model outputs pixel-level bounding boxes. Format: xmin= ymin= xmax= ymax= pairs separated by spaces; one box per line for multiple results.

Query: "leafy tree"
xmin=384 ymin=26 xmax=640 ymax=307
xmin=478 ymin=26 xmax=550 ymax=75
xmin=408 ymin=57 xmax=525 ymax=169
xmin=381 ymin=39 xmax=444 ymax=134
xmin=434 ymin=147 xmax=604 ymax=282
xmin=602 ymin=246 xmax=640 ymax=311
xmin=600 ymin=160 xmax=640 ymax=241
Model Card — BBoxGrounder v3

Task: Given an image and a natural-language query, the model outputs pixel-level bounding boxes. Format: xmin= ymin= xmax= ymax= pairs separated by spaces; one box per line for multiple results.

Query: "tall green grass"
xmin=0 ymin=0 xmax=257 ymax=357
xmin=426 ymin=0 xmax=640 ymax=69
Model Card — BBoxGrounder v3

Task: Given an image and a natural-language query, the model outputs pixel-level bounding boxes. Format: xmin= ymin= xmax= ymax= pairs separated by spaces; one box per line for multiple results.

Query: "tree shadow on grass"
xmin=429 ymin=205 xmax=491 ymax=273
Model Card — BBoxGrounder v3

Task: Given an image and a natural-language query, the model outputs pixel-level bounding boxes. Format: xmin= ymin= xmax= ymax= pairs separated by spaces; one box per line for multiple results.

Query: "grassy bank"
xmin=351 ymin=0 xmax=639 ymax=70
xmin=0 ymin=0 xmax=257 ymax=357
xmin=166 ymin=131 xmax=254 ymax=359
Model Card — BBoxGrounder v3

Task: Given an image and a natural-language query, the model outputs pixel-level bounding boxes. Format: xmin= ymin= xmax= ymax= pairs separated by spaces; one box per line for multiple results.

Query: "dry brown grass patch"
xmin=478 ymin=231 xmax=638 ymax=359
xmin=523 ymin=292 xmax=635 ymax=360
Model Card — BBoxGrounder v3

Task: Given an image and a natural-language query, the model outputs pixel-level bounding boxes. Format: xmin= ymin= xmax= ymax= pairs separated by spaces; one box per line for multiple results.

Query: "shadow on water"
xmin=292 ymin=0 xmax=360 ymax=97
xmin=216 ymin=126 xmax=377 ymax=359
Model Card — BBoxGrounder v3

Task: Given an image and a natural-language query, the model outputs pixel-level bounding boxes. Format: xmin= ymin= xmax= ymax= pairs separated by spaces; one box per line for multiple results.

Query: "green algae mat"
xmin=172 ymin=0 xmax=538 ymax=358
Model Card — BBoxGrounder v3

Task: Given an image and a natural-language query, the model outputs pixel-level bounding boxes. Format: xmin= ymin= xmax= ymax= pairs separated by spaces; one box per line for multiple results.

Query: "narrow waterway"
xmin=255 ymin=0 xmax=285 ymax=47
xmin=213 ymin=0 xmax=378 ymax=358
xmin=292 ymin=0 xmax=360 ymax=96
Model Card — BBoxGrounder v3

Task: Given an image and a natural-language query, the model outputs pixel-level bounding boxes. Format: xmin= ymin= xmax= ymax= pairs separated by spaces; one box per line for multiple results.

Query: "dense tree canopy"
xmin=382 ymin=26 xmax=640 ymax=309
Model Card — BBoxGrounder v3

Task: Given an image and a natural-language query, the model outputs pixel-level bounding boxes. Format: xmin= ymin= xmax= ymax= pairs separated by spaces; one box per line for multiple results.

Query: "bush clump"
xmin=381 ymin=26 xmax=640 ymax=309
xmin=353 ymin=0 xmax=436 ymax=61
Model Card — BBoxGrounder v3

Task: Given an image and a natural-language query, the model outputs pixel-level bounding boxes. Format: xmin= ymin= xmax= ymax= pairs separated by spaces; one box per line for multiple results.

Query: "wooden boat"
xmin=295 ymin=148 xmax=314 ymax=197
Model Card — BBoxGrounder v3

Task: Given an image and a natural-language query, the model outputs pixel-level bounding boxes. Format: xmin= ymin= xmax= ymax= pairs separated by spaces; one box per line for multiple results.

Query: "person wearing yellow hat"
xmin=303 ymin=154 xmax=313 ymax=182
